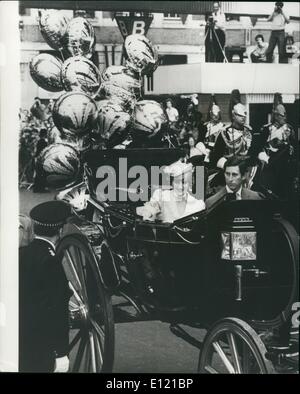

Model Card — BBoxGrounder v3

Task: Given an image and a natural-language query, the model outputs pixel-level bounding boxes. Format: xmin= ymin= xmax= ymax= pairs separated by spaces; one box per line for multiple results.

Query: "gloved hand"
xmin=54 ymin=356 xmax=69 ymax=373
xmin=258 ymin=151 xmax=269 ymax=164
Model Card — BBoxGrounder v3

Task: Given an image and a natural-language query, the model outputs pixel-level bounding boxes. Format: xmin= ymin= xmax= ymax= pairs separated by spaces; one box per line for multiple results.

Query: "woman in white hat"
xmin=137 ymin=160 xmax=205 ymax=223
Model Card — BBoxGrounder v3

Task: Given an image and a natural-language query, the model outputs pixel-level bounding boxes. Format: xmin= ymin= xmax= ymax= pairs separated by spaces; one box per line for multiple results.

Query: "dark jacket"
xmin=210 ymin=124 xmax=253 ymax=168
xmin=205 ymin=186 xmax=264 ymax=210
xmin=19 ymin=238 xmax=71 ymax=372
xmin=35 ymin=138 xmax=48 ymax=158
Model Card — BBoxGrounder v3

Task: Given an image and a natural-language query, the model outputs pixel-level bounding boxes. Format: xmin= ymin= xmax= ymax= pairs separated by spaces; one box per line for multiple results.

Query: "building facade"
xmin=19 ymin=5 xmax=299 ymax=130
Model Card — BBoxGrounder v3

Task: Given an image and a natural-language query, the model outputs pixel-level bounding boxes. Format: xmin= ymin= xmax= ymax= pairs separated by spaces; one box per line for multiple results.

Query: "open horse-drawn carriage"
xmin=56 ymin=148 xmax=299 ymax=374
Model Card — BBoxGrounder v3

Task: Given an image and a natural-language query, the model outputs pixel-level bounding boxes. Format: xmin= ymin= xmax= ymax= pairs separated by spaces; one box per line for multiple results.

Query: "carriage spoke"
xmin=212 ymin=341 xmax=236 ymax=374
xmin=90 ymin=319 xmax=105 ymax=351
xmin=90 ymin=318 xmax=105 ymax=341
xmin=68 ymin=281 xmax=84 ymax=306
xmin=69 ymin=246 xmax=90 ymax=304
xmin=69 ymin=330 xmax=82 ymax=352
xmin=89 ymin=332 xmax=97 ymax=372
xmin=64 ymin=249 xmax=84 ymax=295
xmin=72 ymin=333 xmax=88 ymax=373
xmin=227 ymin=333 xmax=242 ymax=374
xmin=93 ymin=329 xmax=104 ymax=370
xmin=204 ymin=365 xmax=219 ymax=374
xmin=58 ymin=236 xmax=115 ymax=373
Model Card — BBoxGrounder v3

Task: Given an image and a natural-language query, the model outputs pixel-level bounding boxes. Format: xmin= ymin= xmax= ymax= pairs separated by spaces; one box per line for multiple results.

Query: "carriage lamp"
xmin=221 ymin=218 xmax=257 ymax=262
xmin=221 ymin=218 xmax=257 ymax=302
xmin=221 ymin=230 xmax=257 ymax=261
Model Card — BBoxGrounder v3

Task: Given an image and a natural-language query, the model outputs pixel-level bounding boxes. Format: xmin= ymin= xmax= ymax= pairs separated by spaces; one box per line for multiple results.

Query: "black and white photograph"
xmin=0 ymin=1 xmax=299 ymax=376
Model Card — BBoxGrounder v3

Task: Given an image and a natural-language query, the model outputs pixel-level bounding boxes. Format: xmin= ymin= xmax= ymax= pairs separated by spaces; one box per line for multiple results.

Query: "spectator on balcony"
xmin=266 ymin=2 xmax=290 ymax=63
xmin=205 ymin=1 xmax=226 ymax=63
xmin=250 ymin=35 xmax=269 ymax=63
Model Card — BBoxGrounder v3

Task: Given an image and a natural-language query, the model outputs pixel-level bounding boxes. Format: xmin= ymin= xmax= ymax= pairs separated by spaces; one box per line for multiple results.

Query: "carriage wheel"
xmin=57 ymin=235 xmax=115 ymax=372
xmin=198 ymin=318 xmax=275 ymax=374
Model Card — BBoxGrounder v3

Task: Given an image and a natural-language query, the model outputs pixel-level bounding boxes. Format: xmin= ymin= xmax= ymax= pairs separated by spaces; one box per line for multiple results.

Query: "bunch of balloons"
xmin=30 ymin=10 xmax=166 ymax=191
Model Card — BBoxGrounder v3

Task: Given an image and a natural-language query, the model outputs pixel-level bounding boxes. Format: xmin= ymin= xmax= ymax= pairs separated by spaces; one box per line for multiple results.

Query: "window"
xmin=160 ymin=55 xmax=188 ymax=66
xmin=163 ymin=13 xmax=180 ymax=19
xmin=19 ymin=5 xmax=30 ymax=16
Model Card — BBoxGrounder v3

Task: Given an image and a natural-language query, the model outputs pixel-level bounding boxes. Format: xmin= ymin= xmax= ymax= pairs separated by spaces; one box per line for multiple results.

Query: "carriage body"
xmin=58 ymin=148 xmax=299 ymax=373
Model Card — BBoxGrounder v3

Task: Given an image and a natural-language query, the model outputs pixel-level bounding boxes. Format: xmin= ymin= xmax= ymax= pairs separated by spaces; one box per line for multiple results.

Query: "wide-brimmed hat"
xmin=164 ymin=160 xmax=193 ymax=178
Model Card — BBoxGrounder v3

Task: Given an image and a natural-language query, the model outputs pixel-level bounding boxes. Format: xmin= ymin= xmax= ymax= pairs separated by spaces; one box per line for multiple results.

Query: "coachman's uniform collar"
xmin=34 ymin=236 xmax=56 ymax=252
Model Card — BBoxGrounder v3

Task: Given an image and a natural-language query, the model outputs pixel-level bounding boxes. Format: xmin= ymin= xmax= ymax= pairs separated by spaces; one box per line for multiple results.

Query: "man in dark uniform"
xmin=196 ymin=95 xmax=225 ymax=165
xmin=210 ymin=102 xmax=253 ymax=170
xmin=19 ymin=201 xmax=72 ymax=372
xmin=251 ymin=93 xmax=297 ymax=199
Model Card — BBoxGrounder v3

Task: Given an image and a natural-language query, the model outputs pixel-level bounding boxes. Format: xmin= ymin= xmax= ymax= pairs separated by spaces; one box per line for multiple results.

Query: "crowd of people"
xmin=19 ymin=88 xmax=297 ymax=201
xmin=19 ymin=98 xmax=62 ymax=191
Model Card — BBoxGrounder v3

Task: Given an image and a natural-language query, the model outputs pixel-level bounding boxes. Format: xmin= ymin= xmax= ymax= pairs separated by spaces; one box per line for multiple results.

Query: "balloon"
xmin=29 ymin=53 xmax=63 ymax=92
xmin=39 ymin=10 xmax=69 ymax=51
xmin=66 ymin=17 xmax=95 ymax=58
xmin=132 ymin=100 xmax=167 ymax=137
xmin=124 ymin=34 xmax=158 ymax=75
xmin=98 ymin=65 xmax=141 ymax=109
xmin=37 ymin=143 xmax=81 ymax=190
xmin=96 ymin=99 xmax=131 ymax=141
xmin=61 ymin=56 xmax=101 ymax=97
xmin=53 ymin=92 xmax=98 ymax=138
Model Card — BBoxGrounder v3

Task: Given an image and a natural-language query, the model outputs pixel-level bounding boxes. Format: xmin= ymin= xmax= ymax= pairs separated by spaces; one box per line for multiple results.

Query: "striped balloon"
xmin=61 ymin=56 xmax=101 ymax=97
xmin=66 ymin=17 xmax=95 ymax=58
xmin=53 ymin=92 xmax=98 ymax=138
xmin=124 ymin=34 xmax=158 ymax=75
xmin=96 ymin=99 xmax=131 ymax=141
xmin=99 ymin=65 xmax=141 ymax=110
xmin=37 ymin=143 xmax=81 ymax=190
xmin=39 ymin=10 xmax=69 ymax=51
xmin=30 ymin=53 xmax=63 ymax=92
xmin=132 ymin=100 xmax=167 ymax=137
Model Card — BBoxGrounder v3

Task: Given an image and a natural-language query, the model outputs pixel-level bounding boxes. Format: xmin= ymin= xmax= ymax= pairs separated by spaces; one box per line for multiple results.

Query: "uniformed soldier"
xmin=250 ymin=93 xmax=297 ymax=199
xmin=256 ymin=94 xmax=296 ymax=165
xmin=210 ymin=101 xmax=253 ymax=170
xmin=196 ymin=95 xmax=225 ymax=165
xmin=19 ymin=201 xmax=72 ymax=373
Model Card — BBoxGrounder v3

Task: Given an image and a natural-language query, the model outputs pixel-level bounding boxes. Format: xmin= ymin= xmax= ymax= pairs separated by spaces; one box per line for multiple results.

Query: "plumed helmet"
xmin=229 ymin=89 xmax=242 ymax=121
xmin=207 ymin=94 xmax=221 ymax=121
xmin=272 ymin=93 xmax=286 ymax=123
